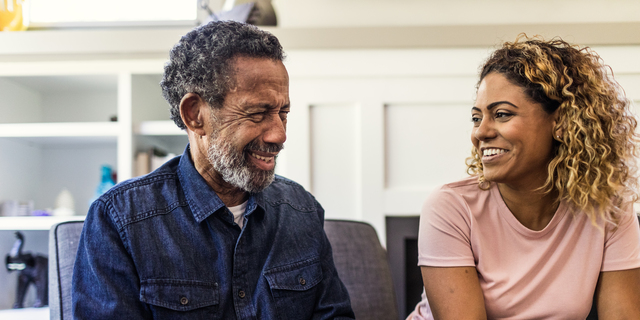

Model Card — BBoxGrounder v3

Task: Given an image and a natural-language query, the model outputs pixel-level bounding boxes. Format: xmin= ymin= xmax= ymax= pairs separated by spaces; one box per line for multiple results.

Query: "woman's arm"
xmin=595 ymin=267 xmax=640 ymax=320
xmin=421 ymin=266 xmax=487 ymax=320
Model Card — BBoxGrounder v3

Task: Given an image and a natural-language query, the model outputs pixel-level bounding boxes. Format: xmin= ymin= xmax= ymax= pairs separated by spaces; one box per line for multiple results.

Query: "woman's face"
xmin=471 ymin=72 xmax=557 ymax=189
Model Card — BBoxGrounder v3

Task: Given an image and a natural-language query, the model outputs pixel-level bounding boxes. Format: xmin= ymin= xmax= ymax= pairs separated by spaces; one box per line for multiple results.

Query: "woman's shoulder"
xmin=423 ymin=176 xmax=494 ymax=215
xmin=429 ymin=176 xmax=492 ymax=200
xmin=441 ymin=176 xmax=482 ymax=190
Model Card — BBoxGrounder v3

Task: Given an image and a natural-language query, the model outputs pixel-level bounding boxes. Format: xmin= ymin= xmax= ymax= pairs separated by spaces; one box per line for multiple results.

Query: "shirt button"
xmin=180 ymin=297 xmax=188 ymax=305
xmin=238 ymin=290 xmax=246 ymax=299
xmin=299 ymin=277 xmax=306 ymax=286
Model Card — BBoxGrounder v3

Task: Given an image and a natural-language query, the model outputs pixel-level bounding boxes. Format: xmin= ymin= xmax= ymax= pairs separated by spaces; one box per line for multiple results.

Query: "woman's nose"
xmin=474 ymin=119 xmax=496 ymax=141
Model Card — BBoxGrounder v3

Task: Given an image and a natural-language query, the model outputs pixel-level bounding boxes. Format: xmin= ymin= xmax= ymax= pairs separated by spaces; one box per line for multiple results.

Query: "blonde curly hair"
xmin=466 ymin=34 xmax=640 ymax=224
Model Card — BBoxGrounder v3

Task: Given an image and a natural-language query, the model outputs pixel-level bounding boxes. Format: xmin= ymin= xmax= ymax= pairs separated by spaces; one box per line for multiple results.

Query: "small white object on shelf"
xmin=53 ymin=188 xmax=75 ymax=216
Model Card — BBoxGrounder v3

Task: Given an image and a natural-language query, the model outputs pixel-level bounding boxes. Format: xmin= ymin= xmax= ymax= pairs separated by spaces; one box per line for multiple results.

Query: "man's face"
xmin=207 ymin=56 xmax=290 ymax=193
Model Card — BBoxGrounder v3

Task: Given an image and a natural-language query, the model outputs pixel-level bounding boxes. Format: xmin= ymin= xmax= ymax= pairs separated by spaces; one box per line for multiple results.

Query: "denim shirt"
xmin=72 ymin=146 xmax=354 ymax=319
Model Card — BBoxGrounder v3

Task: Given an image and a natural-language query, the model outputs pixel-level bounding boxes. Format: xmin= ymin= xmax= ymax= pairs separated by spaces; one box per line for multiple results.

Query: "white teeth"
xmin=483 ymin=149 xmax=506 ymax=156
xmin=251 ymin=153 xmax=273 ymax=163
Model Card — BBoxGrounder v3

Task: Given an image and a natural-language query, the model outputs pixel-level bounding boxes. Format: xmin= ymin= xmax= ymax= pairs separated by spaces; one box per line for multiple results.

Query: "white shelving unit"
xmin=0 ymin=60 xmax=190 ymax=229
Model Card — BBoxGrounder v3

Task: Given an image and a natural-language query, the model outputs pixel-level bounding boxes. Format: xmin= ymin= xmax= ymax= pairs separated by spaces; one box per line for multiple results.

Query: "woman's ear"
xmin=179 ymin=93 xmax=208 ymax=137
xmin=555 ymin=127 xmax=564 ymax=140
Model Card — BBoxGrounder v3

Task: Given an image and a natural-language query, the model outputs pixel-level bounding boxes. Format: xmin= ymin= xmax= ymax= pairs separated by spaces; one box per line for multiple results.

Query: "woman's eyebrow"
xmin=472 ymin=101 xmax=519 ymax=112
xmin=487 ymin=101 xmax=518 ymax=110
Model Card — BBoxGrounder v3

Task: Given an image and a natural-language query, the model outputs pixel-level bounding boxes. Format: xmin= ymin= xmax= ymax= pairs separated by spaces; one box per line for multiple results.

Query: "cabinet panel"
xmin=0 ymin=75 xmax=118 ymax=124
xmin=310 ymin=103 xmax=360 ymax=220
xmin=385 ymin=103 xmax=471 ymax=190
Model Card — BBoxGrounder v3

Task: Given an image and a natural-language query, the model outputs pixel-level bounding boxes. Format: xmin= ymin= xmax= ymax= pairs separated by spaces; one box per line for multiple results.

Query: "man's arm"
xmin=595 ymin=267 xmax=640 ymax=320
xmin=421 ymin=266 xmax=487 ymax=320
xmin=72 ymin=200 xmax=151 ymax=319
xmin=312 ymin=201 xmax=356 ymax=320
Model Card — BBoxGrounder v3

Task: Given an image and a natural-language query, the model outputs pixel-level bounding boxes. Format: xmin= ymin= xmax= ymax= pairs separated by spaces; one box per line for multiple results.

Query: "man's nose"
xmin=263 ymin=113 xmax=286 ymax=145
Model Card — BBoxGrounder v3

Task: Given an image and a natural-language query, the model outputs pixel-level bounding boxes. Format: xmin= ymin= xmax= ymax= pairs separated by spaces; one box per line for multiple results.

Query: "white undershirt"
xmin=228 ymin=200 xmax=248 ymax=229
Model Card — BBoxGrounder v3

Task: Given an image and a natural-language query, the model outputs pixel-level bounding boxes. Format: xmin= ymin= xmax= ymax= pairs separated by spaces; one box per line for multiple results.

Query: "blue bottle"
xmin=92 ymin=165 xmax=116 ymax=202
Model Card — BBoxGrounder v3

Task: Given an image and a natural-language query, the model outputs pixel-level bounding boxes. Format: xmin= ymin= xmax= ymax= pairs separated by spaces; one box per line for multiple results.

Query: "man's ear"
xmin=179 ymin=93 xmax=208 ymax=137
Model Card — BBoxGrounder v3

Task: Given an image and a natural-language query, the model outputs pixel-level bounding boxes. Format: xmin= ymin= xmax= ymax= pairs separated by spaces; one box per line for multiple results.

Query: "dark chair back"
xmin=324 ymin=219 xmax=399 ymax=320
xmin=49 ymin=221 xmax=84 ymax=320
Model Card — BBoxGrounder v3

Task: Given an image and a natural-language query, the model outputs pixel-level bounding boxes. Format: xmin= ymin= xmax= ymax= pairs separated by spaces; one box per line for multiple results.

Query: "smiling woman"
xmin=471 ymin=73 xmax=559 ymax=206
xmin=409 ymin=35 xmax=640 ymax=320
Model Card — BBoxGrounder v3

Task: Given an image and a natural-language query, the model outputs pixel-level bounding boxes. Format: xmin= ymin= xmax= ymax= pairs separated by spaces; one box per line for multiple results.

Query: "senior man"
xmin=72 ymin=21 xmax=354 ymax=319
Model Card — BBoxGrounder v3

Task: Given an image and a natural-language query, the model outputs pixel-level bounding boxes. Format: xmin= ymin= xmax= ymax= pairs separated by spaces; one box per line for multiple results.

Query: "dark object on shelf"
xmin=200 ymin=0 xmax=277 ymax=26
xmin=5 ymin=232 xmax=49 ymax=308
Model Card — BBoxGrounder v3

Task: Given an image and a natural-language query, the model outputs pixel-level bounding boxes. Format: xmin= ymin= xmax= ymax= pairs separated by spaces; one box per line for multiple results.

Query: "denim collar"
xmin=177 ymin=144 xmax=264 ymax=224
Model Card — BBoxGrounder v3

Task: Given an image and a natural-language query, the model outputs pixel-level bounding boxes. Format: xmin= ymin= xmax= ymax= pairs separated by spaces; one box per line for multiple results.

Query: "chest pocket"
xmin=264 ymin=258 xmax=323 ymax=318
xmin=140 ymin=279 xmax=219 ymax=318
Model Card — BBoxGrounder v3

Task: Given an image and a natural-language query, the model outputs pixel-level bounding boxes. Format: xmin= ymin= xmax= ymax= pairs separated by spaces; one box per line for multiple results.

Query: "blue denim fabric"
xmin=72 ymin=145 xmax=354 ymax=319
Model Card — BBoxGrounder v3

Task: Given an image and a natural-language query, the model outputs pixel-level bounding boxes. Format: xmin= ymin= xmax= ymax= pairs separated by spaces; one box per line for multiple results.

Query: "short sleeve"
xmin=601 ymin=208 xmax=640 ymax=272
xmin=417 ymin=186 xmax=476 ymax=267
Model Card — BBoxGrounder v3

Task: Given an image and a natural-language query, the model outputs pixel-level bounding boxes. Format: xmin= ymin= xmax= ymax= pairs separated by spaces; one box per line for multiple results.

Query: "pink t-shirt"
xmin=416 ymin=177 xmax=640 ymax=320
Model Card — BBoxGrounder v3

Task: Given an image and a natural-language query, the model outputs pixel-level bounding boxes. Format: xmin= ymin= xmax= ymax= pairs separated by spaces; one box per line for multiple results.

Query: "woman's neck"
xmin=497 ymin=182 xmax=560 ymax=231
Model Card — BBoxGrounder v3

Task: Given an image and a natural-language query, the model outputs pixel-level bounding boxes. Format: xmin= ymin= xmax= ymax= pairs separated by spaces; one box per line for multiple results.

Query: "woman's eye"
xmin=496 ymin=112 xmax=512 ymax=118
xmin=471 ymin=116 xmax=481 ymax=125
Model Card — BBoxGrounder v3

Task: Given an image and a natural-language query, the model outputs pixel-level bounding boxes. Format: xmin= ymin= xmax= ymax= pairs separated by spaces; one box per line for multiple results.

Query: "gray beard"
xmin=206 ymin=134 xmax=281 ymax=194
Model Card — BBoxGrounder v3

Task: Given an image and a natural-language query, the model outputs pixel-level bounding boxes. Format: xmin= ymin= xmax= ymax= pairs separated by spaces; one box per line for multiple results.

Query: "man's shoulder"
xmin=261 ymin=175 xmax=318 ymax=212
xmin=101 ymin=165 xmax=179 ymax=199
xmin=93 ymin=161 xmax=184 ymax=221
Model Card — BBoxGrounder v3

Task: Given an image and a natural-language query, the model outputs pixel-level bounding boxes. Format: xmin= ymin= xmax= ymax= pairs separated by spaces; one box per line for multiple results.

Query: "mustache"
xmin=243 ymin=139 xmax=284 ymax=154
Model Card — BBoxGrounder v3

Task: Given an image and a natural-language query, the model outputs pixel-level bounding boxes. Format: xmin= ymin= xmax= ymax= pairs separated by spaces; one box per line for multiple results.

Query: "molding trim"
xmin=0 ymin=22 xmax=637 ymax=60
xmin=268 ymin=22 xmax=640 ymax=49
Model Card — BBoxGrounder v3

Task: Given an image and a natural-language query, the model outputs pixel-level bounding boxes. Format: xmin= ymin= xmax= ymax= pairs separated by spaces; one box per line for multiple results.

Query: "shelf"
xmin=0 ymin=122 xmax=120 ymax=137
xmin=0 ymin=122 xmax=121 ymax=145
xmin=136 ymin=120 xmax=186 ymax=136
xmin=0 ymin=216 xmax=85 ymax=231
xmin=0 ymin=306 xmax=48 ymax=319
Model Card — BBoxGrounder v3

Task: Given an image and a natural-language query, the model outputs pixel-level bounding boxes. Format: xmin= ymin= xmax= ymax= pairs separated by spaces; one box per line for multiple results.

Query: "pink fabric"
xmin=417 ymin=177 xmax=640 ymax=320
xmin=405 ymin=290 xmax=432 ymax=320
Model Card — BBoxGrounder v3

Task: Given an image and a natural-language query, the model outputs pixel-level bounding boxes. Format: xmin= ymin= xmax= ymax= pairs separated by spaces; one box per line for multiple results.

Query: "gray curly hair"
xmin=160 ymin=21 xmax=285 ymax=129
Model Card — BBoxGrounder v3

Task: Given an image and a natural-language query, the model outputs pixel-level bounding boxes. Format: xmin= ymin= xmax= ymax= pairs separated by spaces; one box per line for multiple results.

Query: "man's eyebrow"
xmin=472 ymin=101 xmax=518 ymax=112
